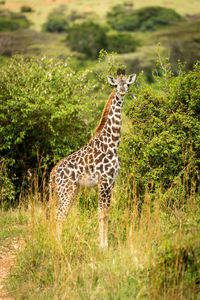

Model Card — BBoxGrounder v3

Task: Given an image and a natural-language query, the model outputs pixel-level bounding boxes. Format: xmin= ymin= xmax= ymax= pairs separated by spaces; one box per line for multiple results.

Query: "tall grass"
xmin=4 ymin=168 xmax=200 ymax=300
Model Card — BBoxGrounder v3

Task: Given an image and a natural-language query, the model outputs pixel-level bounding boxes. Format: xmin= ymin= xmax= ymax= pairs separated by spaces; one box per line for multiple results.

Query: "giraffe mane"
xmin=94 ymin=88 xmax=116 ymax=135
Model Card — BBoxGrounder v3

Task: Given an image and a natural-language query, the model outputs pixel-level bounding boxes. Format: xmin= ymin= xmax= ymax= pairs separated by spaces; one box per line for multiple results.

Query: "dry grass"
xmin=2 ymin=169 xmax=199 ymax=299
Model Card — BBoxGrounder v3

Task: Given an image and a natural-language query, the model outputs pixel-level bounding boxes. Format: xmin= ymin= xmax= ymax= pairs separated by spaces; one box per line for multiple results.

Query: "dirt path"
xmin=0 ymin=239 xmax=24 ymax=300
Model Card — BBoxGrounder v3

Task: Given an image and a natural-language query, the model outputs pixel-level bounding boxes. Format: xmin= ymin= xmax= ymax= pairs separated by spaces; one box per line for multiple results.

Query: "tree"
xmin=42 ymin=6 xmax=68 ymax=33
xmin=67 ymin=21 xmax=107 ymax=59
xmin=20 ymin=6 xmax=33 ymax=13
xmin=107 ymin=5 xmax=184 ymax=32
xmin=0 ymin=9 xmax=30 ymax=31
xmin=120 ymin=60 xmax=200 ymax=197
xmin=0 ymin=56 xmax=97 ymax=204
xmin=106 ymin=32 xmax=140 ymax=54
xmin=43 ymin=15 xmax=68 ymax=33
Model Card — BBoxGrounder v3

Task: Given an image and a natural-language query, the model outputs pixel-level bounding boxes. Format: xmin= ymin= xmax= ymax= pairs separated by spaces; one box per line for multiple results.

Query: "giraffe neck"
xmin=100 ymin=90 xmax=124 ymax=151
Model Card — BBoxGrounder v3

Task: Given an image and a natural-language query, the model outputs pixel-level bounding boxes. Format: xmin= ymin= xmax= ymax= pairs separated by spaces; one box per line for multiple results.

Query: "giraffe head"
xmin=107 ymin=69 xmax=136 ymax=97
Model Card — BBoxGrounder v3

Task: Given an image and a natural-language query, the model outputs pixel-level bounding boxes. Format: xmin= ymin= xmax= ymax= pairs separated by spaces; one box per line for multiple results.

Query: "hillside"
xmin=0 ymin=1 xmax=199 ymax=81
xmin=3 ymin=0 xmax=200 ymax=31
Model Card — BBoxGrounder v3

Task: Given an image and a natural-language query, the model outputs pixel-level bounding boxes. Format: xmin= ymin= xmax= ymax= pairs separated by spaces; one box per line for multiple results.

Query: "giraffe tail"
xmin=46 ymin=172 xmax=53 ymax=219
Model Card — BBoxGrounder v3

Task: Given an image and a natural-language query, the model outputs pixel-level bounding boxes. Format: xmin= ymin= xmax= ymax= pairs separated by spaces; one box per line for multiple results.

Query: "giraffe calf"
xmin=49 ymin=69 xmax=136 ymax=247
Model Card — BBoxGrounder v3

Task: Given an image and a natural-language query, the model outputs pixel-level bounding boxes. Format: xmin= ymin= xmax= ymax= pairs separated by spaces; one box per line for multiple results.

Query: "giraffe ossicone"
xmin=49 ymin=69 xmax=136 ymax=248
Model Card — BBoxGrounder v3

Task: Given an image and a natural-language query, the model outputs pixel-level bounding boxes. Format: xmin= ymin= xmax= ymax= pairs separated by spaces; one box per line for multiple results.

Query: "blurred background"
xmin=0 ymin=0 xmax=200 ymax=80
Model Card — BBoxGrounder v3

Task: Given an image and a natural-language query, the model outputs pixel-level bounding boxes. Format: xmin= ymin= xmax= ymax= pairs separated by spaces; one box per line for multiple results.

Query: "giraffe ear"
xmin=107 ymin=76 xmax=117 ymax=86
xmin=127 ymin=74 xmax=136 ymax=86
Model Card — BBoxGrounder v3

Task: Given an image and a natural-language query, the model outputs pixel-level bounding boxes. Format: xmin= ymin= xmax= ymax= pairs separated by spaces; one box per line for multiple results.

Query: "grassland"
xmin=1 ymin=177 xmax=200 ymax=299
xmin=3 ymin=0 xmax=200 ymax=31
xmin=1 ymin=0 xmax=199 ymax=75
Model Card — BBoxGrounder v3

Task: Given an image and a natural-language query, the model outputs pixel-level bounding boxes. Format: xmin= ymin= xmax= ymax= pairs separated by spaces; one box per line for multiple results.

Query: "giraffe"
xmin=49 ymin=69 xmax=136 ymax=248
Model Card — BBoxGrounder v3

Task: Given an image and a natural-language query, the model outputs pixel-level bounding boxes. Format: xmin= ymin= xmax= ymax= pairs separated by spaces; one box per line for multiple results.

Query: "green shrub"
xmin=120 ymin=60 xmax=200 ymax=196
xmin=106 ymin=32 xmax=140 ymax=54
xmin=67 ymin=22 xmax=140 ymax=58
xmin=0 ymin=56 xmax=97 ymax=203
xmin=67 ymin=21 xmax=107 ymax=59
xmin=107 ymin=5 xmax=184 ymax=32
xmin=42 ymin=6 xmax=69 ymax=33
xmin=0 ymin=159 xmax=16 ymax=206
xmin=20 ymin=6 xmax=33 ymax=13
xmin=0 ymin=10 xmax=30 ymax=31
xmin=43 ymin=14 xmax=68 ymax=33
xmin=151 ymin=244 xmax=200 ymax=296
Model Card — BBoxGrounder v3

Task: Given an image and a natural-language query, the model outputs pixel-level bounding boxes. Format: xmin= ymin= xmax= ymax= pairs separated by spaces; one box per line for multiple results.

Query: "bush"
xmin=0 ymin=10 xmax=30 ymax=31
xmin=20 ymin=6 xmax=33 ymax=13
xmin=107 ymin=5 xmax=184 ymax=32
xmin=154 ymin=245 xmax=200 ymax=290
xmin=106 ymin=32 xmax=140 ymax=54
xmin=67 ymin=21 xmax=140 ymax=58
xmin=43 ymin=14 xmax=68 ymax=33
xmin=120 ymin=60 xmax=200 ymax=196
xmin=0 ymin=56 xmax=97 ymax=203
xmin=67 ymin=21 xmax=107 ymax=59
xmin=0 ymin=159 xmax=16 ymax=206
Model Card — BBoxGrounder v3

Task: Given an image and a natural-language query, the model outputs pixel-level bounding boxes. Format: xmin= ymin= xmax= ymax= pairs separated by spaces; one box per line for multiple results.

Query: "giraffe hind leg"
xmin=46 ymin=173 xmax=56 ymax=220
xmin=55 ymin=180 xmax=78 ymax=239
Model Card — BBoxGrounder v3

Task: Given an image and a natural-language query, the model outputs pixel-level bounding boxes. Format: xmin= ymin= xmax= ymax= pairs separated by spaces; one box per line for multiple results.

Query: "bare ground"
xmin=0 ymin=239 xmax=24 ymax=300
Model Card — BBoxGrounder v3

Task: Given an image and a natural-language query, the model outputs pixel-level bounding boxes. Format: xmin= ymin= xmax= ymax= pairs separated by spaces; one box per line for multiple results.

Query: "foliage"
xmin=153 ymin=244 xmax=200 ymax=293
xmin=120 ymin=60 xmax=200 ymax=196
xmin=107 ymin=5 xmax=184 ymax=32
xmin=20 ymin=6 xmax=33 ymax=13
xmin=106 ymin=3 xmax=132 ymax=31
xmin=67 ymin=21 xmax=140 ymax=59
xmin=0 ymin=159 xmax=16 ymax=206
xmin=42 ymin=6 xmax=68 ymax=33
xmin=43 ymin=15 xmax=68 ymax=33
xmin=0 ymin=9 xmax=30 ymax=31
xmin=106 ymin=32 xmax=140 ymax=54
xmin=0 ymin=56 xmax=97 ymax=203
xmin=67 ymin=21 xmax=107 ymax=59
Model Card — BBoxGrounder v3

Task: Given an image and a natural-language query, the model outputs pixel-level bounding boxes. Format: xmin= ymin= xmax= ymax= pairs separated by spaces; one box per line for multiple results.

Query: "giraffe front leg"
xmin=98 ymin=207 xmax=110 ymax=248
xmin=98 ymin=181 xmax=112 ymax=248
